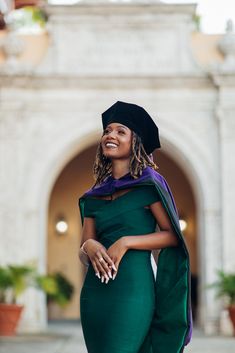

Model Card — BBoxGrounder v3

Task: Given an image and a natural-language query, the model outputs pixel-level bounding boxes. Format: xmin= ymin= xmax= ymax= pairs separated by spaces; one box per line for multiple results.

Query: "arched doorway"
xmin=47 ymin=142 xmax=199 ymax=323
xmin=47 ymin=143 xmax=97 ymax=319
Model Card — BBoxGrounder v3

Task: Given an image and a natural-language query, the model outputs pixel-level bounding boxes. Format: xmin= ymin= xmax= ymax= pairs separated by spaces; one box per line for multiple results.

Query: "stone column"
xmin=212 ymin=25 xmax=235 ymax=333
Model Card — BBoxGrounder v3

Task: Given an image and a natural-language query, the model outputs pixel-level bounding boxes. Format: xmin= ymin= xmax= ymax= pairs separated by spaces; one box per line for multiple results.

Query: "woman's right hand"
xmin=84 ymin=239 xmax=117 ymax=283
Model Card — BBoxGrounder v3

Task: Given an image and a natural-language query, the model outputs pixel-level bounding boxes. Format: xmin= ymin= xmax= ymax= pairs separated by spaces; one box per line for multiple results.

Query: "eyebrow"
xmin=106 ymin=125 xmax=128 ymax=129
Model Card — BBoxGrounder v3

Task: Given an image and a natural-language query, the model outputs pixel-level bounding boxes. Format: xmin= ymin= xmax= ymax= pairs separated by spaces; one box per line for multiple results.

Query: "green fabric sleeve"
xmin=83 ymin=198 xmax=96 ymax=218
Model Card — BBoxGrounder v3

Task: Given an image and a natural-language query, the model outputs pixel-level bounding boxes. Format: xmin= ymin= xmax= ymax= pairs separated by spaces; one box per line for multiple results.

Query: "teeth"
xmin=106 ymin=143 xmax=118 ymax=148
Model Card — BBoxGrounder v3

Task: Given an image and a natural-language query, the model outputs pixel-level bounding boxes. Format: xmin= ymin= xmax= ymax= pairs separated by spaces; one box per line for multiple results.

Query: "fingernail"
xmin=101 ymin=276 xmax=104 ymax=283
xmin=108 ymin=271 xmax=112 ymax=278
xmin=96 ymin=272 xmax=100 ymax=279
xmin=112 ymin=264 xmax=117 ymax=271
xmin=113 ymin=272 xmax=117 ymax=280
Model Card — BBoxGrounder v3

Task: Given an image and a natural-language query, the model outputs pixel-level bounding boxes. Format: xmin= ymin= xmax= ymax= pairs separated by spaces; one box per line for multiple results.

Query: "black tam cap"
xmin=101 ymin=101 xmax=161 ymax=155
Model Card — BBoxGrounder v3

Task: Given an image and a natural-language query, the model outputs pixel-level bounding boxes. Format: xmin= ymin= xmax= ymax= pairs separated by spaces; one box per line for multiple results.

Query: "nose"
xmin=105 ymin=130 xmax=117 ymax=140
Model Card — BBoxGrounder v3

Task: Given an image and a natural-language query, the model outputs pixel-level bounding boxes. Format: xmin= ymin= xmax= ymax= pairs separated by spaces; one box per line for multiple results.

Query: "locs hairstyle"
xmin=93 ymin=131 xmax=159 ymax=186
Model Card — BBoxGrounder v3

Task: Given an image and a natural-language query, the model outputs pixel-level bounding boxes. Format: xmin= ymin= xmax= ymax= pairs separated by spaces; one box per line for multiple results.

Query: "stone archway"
xmin=47 ymin=143 xmax=97 ymax=320
xmin=22 ymin=122 xmax=222 ymax=334
xmin=46 ymin=139 xmax=199 ymax=322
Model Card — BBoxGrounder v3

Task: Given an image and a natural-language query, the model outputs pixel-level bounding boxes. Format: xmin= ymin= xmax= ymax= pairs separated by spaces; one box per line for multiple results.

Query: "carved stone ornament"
xmin=218 ymin=19 xmax=235 ymax=72
xmin=0 ymin=30 xmax=25 ymax=73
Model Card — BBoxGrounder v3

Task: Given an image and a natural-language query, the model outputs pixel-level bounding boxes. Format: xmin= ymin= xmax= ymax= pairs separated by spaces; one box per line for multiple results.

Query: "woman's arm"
xmin=106 ymin=200 xmax=179 ymax=275
xmin=79 ymin=217 xmax=117 ymax=281
xmin=122 ymin=200 xmax=179 ymax=251
xmin=79 ymin=216 xmax=97 ymax=267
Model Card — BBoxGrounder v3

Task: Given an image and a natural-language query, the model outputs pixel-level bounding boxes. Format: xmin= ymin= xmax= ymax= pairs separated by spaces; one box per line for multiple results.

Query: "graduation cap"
xmin=101 ymin=101 xmax=161 ymax=155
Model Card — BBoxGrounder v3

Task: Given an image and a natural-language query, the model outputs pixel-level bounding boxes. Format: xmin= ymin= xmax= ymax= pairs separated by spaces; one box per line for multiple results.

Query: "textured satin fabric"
xmin=79 ymin=168 xmax=192 ymax=352
xmin=80 ymin=186 xmax=160 ymax=353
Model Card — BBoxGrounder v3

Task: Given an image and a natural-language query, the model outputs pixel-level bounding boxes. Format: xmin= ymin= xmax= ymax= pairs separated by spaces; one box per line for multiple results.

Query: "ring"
xmin=99 ymin=257 xmax=104 ymax=262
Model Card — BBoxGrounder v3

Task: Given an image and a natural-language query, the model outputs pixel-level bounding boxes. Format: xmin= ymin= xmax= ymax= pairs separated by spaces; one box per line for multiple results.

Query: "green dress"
xmin=79 ymin=185 xmax=165 ymax=353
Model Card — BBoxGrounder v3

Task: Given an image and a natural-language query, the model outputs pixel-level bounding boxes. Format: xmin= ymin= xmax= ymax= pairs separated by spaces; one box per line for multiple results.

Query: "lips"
xmin=105 ymin=142 xmax=118 ymax=148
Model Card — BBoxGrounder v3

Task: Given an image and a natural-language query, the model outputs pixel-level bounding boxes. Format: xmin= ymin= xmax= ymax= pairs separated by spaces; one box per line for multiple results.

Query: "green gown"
xmin=79 ymin=185 xmax=174 ymax=353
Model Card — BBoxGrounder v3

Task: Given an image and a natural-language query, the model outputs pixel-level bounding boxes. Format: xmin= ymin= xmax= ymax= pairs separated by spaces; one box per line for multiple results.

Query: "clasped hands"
xmin=84 ymin=237 xmax=128 ymax=284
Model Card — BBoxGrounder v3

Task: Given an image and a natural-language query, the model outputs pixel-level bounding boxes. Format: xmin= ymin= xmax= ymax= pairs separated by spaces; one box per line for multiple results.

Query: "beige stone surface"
xmin=0 ymin=1 xmax=235 ymax=337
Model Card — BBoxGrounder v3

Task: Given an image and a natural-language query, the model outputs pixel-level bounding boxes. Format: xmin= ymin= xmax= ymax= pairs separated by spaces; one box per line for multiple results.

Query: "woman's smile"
xmin=105 ymin=142 xmax=119 ymax=149
xmin=101 ymin=122 xmax=132 ymax=159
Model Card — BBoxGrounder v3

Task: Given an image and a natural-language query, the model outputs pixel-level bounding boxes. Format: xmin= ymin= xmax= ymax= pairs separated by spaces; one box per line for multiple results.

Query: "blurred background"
xmin=0 ymin=0 xmax=235 ymax=346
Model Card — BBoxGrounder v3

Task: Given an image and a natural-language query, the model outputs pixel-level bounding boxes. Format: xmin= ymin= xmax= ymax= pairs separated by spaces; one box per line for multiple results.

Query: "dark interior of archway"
xmin=47 ymin=143 xmax=198 ymax=323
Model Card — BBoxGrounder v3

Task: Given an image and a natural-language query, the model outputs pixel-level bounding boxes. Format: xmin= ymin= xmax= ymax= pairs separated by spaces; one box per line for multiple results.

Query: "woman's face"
xmin=101 ymin=122 xmax=132 ymax=160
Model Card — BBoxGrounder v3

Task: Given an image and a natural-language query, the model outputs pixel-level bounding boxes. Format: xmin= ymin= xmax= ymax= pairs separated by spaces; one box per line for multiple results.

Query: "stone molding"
xmin=0 ymin=73 xmax=214 ymax=89
xmin=44 ymin=3 xmax=197 ymax=18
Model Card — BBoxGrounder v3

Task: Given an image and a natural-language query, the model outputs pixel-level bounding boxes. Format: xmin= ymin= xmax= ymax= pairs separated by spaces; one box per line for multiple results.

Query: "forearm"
xmin=123 ymin=230 xmax=179 ymax=251
xmin=78 ymin=239 xmax=92 ymax=267
xmin=78 ymin=248 xmax=90 ymax=267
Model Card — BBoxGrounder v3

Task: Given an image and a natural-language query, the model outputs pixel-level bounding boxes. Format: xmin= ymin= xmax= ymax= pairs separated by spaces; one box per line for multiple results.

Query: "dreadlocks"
xmin=93 ymin=131 xmax=159 ymax=187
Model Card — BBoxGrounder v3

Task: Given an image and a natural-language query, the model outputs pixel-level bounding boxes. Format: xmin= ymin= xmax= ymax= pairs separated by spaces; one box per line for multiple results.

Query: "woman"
xmin=78 ymin=101 xmax=192 ymax=353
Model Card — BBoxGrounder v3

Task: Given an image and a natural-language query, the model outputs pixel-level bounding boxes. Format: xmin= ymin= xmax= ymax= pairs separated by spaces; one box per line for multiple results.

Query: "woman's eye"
xmin=118 ymin=130 xmax=125 ymax=135
xmin=103 ymin=129 xmax=110 ymax=135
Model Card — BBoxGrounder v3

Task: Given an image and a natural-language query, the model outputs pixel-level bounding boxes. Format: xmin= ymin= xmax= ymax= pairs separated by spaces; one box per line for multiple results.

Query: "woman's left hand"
xmin=106 ymin=237 xmax=128 ymax=280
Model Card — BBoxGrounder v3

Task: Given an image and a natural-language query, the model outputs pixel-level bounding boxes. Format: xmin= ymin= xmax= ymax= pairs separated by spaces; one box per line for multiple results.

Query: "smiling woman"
xmin=78 ymin=101 xmax=192 ymax=353
xmin=102 ymin=123 xmax=132 ymax=161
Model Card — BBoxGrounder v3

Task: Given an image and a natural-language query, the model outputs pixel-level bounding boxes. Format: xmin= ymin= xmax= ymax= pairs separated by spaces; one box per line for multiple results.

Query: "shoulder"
xmin=141 ymin=167 xmax=173 ymax=195
xmin=141 ymin=166 xmax=167 ymax=185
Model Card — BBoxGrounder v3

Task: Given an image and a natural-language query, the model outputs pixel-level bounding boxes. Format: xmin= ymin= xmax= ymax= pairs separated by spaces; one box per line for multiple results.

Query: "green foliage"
xmin=193 ymin=14 xmax=201 ymax=32
xmin=24 ymin=6 xmax=48 ymax=28
xmin=0 ymin=264 xmax=74 ymax=308
xmin=0 ymin=267 xmax=12 ymax=302
xmin=0 ymin=265 xmax=35 ymax=303
xmin=36 ymin=272 xmax=74 ymax=308
xmin=5 ymin=6 xmax=48 ymax=32
xmin=35 ymin=274 xmax=58 ymax=295
xmin=209 ymin=270 xmax=235 ymax=305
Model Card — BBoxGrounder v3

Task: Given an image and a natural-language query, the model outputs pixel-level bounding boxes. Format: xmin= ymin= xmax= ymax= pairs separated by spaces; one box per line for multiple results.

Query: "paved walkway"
xmin=0 ymin=322 xmax=234 ymax=353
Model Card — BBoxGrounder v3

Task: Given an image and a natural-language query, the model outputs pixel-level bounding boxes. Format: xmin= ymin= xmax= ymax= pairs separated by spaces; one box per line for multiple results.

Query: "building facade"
xmin=0 ymin=0 xmax=235 ymax=335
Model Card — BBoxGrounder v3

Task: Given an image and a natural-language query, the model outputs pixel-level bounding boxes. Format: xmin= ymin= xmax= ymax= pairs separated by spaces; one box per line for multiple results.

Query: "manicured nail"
xmin=112 ymin=272 xmax=117 ymax=280
xmin=96 ymin=272 xmax=100 ymax=279
xmin=101 ymin=276 xmax=104 ymax=283
xmin=105 ymin=274 xmax=109 ymax=283
xmin=108 ymin=271 xmax=112 ymax=279
xmin=112 ymin=264 xmax=117 ymax=271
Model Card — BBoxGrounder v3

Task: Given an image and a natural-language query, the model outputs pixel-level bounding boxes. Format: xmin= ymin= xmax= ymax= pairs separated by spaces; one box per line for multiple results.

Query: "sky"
xmin=48 ymin=0 xmax=235 ymax=34
xmin=1 ymin=0 xmax=235 ymax=34
xmin=162 ymin=0 xmax=235 ymax=33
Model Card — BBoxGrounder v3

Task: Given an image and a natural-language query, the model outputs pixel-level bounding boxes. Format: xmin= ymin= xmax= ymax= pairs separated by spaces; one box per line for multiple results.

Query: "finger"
xmin=100 ymin=260 xmax=113 ymax=278
xmin=96 ymin=261 xmax=110 ymax=281
xmin=97 ymin=247 xmax=116 ymax=270
xmin=100 ymin=272 xmax=109 ymax=284
xmin=112 ymin=272 xmax=117 ymax=280
xmin=96 ymin=260 xmax=107 ymax=275
xmin=112 ymin=262 xmax=119 ymax=280
xmin=91 ymin=261 xmax=101 ymax=279
xmin=95 ymin=253 xmax=112 ymax=278
xmin=100 ymin=250 xmax=117 ymax=271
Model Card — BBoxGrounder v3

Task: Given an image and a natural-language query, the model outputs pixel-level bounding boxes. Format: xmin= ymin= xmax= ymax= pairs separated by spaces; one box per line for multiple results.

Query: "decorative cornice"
xmin=0 ymin=73 xmax=214 ymax=89
xmin=44 ymin=3 xmax=197 ymax=18
xmin=210 ymin=72 xmax=235 ymax=87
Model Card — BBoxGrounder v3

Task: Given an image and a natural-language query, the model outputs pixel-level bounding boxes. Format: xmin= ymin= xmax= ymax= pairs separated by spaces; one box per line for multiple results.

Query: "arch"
xmin=22 ymin=121 xmax=222 ymax=332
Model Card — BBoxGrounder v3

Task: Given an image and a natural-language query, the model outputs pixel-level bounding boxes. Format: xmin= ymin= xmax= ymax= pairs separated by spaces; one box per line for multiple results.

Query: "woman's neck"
xmin=111 ymin=159 xmax=130 ymax=180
